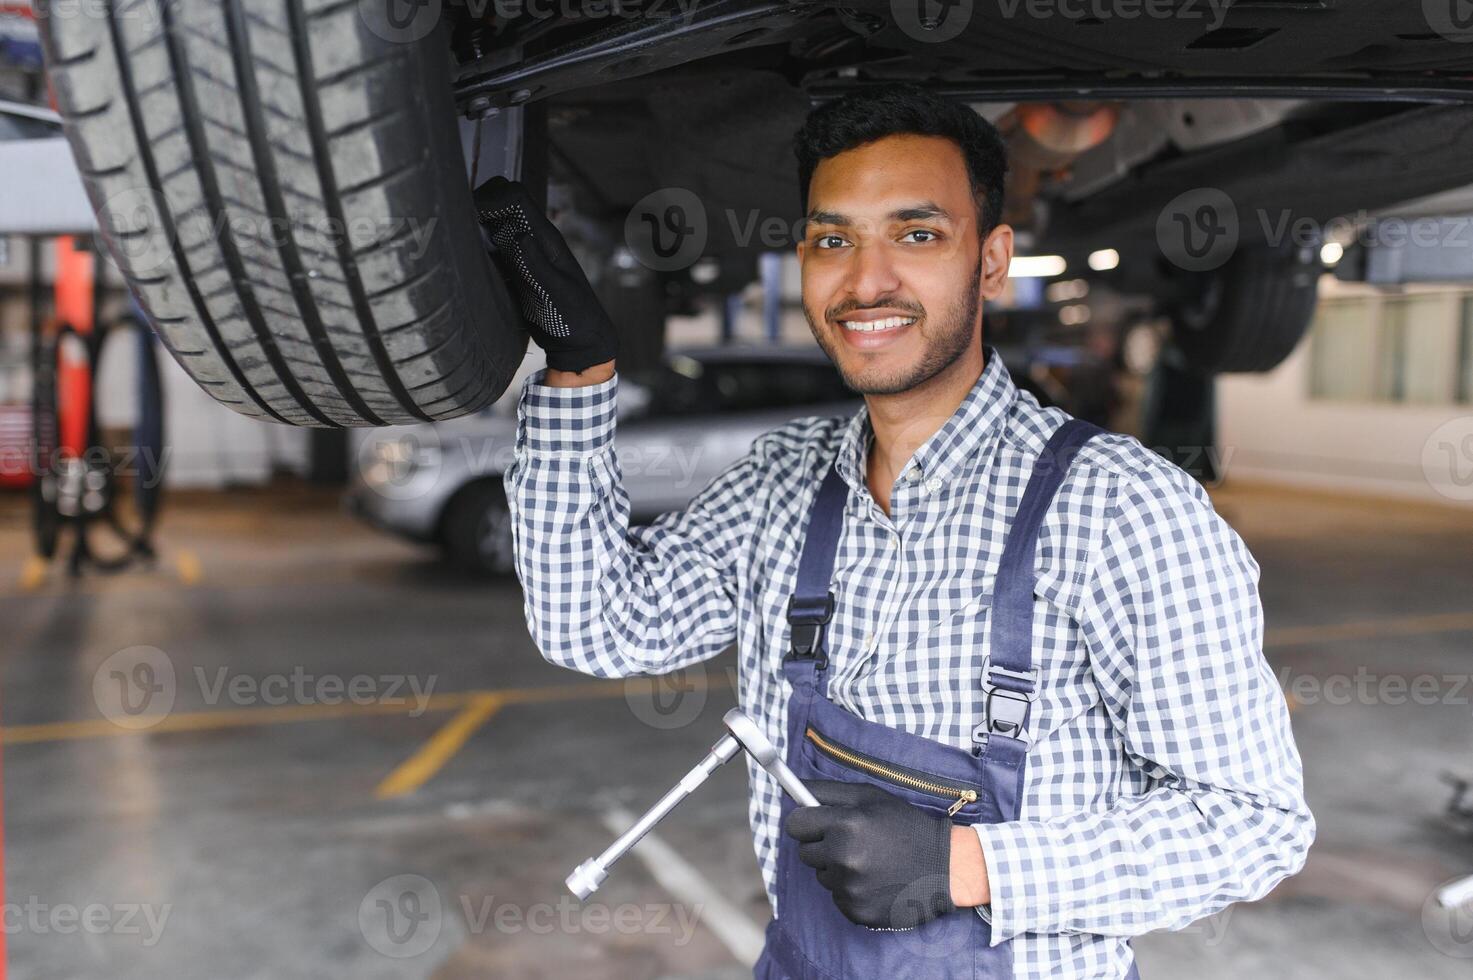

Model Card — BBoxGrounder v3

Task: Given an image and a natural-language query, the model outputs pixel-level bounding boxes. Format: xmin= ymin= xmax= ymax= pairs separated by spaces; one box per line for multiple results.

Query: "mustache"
xmin=826 ymin=298 xmax=926 ymax=321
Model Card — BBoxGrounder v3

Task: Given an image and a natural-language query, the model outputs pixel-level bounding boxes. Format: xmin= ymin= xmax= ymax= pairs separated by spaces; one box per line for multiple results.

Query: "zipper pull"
xmin=947 ymin=791 xmax=978 ymax=817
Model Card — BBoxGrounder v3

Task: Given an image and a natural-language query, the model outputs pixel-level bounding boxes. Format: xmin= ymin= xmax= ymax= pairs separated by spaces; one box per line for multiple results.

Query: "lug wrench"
xmin=566 ymin=707 xmax=819 ymax=899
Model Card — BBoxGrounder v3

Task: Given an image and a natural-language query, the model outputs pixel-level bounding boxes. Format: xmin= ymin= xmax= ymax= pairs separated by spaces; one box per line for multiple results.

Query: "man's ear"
xmin=979 ymin=224 xmax=1014 ymax=300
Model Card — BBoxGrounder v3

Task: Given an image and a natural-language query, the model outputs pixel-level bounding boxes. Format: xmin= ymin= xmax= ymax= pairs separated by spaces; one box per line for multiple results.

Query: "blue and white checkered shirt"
xmin=504 ymin=346 xmax=1314 ymax=979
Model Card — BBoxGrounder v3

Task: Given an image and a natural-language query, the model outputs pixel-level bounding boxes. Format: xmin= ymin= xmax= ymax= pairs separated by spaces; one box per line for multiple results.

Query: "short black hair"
xmin=793 ymin=84 xmax=1008 ymax=239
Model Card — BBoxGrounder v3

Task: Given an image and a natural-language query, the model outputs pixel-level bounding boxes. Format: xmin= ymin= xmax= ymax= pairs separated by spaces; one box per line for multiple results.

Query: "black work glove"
xmin=785 ymin=779 xmax=957 ymax=930
xmin=473 ymin=176 xmax=618 ymax=373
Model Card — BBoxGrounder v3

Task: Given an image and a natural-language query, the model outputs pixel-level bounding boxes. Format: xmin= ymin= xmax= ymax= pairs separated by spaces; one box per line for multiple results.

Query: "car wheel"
xmin=36 ymin=0 xmax=526 ymax=427
xmin=440 ymin=479 xmax=515 ymax=577
xmin=1170 ymin=240 xmax=1321 ymax=374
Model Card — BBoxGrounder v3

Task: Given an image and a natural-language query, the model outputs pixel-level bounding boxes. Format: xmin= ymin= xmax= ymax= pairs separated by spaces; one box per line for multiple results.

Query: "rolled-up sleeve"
xmin=503 ymin=368 xmax=771 ymax=679
xmin=974 ymin=458 xmax=1315 ymax=943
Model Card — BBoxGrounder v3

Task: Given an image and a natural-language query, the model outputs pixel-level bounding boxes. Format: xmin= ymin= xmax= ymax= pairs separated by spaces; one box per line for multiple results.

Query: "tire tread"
xmin=35 ymin=0 xmax=523 ymax=427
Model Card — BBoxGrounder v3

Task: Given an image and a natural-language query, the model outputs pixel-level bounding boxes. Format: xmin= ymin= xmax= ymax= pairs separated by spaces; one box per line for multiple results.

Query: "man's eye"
xmin=814 ymin=234 xmax=849 ymax=249
xmin=902 ymin=229 xmax=939 ymax=243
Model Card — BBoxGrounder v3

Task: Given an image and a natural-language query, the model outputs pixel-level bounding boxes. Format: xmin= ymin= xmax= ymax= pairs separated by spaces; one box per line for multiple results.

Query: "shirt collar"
xmin=833 ymin=344 xmax=1018 ymax=503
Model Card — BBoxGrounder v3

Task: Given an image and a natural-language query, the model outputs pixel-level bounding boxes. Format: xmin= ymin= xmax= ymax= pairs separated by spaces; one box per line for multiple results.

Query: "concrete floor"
xmin=1 ymin=481 xmax=1472 ymax=978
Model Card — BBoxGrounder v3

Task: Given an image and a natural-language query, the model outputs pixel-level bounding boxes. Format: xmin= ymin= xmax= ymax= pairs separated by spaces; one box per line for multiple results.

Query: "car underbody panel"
xmin=448 ymin=0 xmax=1473 ymax=297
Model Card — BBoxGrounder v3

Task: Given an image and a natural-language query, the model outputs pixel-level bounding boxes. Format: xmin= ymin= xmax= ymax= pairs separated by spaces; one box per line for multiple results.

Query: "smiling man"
xmin=483 ymin=84 xmax=1314 ymax=980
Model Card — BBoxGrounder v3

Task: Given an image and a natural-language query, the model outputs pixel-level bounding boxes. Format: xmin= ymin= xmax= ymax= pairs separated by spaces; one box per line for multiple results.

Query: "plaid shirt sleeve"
xmin=502 ymin=368 xmax=766 ymax=678
xmin=974 ymin=456 xmax=1316 ymax=944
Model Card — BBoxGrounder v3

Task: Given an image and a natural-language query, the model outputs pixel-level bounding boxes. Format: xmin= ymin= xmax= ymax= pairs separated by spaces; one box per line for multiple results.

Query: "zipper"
xmin=805 ymin=727 xmax=979 ymax=817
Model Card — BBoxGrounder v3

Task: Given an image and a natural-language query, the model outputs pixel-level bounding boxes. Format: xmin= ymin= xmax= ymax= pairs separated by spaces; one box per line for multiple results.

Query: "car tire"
xmin=36 ymin=0 xmax=527 ymax=427
xmin=440 ymin=479 xmax=515 ymax=578
xmin=1170 ymin=240 xmax=1321 ymax=374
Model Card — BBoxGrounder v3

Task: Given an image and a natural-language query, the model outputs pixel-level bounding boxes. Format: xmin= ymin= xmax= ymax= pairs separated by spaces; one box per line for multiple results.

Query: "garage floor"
xmin=2 ymin=481 xmax=1472 ymax=979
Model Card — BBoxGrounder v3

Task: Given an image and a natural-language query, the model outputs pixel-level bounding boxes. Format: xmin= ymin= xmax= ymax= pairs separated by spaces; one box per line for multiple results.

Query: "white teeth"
xmin=840 ymin=316 xmax=916 ymax=333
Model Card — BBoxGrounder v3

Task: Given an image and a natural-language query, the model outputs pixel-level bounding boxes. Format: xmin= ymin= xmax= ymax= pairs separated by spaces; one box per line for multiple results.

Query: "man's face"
xmin=798 ymin=133 xmax=1013 ymax=395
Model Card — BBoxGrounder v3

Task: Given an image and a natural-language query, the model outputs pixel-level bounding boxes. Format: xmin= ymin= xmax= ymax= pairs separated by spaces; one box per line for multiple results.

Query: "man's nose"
xmin=840 ymin=241 xmax=902 ymax=305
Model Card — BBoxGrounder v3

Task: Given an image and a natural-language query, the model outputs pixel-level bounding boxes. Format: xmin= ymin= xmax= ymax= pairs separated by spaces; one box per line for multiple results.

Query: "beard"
xmin=804 ymin=258 xmax=983 ymax=396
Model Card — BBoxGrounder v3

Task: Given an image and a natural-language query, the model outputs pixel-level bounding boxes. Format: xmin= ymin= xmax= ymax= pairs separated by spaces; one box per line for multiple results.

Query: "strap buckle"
xmin=973 ymin=667 xmax=1036 ymax=745
xmin=785 ymin=592 xmax=834 ymax=666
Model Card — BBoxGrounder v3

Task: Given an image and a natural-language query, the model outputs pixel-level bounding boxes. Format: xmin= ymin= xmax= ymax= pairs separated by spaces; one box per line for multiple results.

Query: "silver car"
xmin=346 ymin=345 xmax=861 ymax=575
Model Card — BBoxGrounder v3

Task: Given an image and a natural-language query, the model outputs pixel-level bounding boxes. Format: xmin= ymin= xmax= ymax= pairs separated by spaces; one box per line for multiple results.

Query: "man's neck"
xmin=864 ymin=345 xmax=987 ymax=515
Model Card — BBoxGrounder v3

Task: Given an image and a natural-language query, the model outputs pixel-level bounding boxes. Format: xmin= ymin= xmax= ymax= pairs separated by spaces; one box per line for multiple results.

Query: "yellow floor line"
xmin=19 ymin=556 xmax=47 ymax=592
xmin=175 ymin=550 xmax=203 ymax=585
xmin=374 ymin=694 xmax=503 ymax=800
xmin=0 ymin=672 xmax=731 ymax=747
xmin=0 ymin=694 xmax=472 ymax=745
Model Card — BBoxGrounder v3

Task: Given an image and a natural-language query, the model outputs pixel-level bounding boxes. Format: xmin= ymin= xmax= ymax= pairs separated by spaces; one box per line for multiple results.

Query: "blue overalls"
xmin=754 ymin=418 xmax=1142 ymax=980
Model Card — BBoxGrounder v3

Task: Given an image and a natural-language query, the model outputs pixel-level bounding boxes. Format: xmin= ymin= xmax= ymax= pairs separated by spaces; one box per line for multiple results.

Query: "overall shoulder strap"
xmin=975 ymin=419 xmax=1104 ymax=810
xmin=784 ymin=460 xmax=848 ymax=667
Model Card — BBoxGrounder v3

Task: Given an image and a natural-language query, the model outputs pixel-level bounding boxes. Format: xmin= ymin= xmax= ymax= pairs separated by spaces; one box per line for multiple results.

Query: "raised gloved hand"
xmin=473 ymin=176 xmax=618 ymax=374
xmin=784 ymin=779 xmax=957 ymax=930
